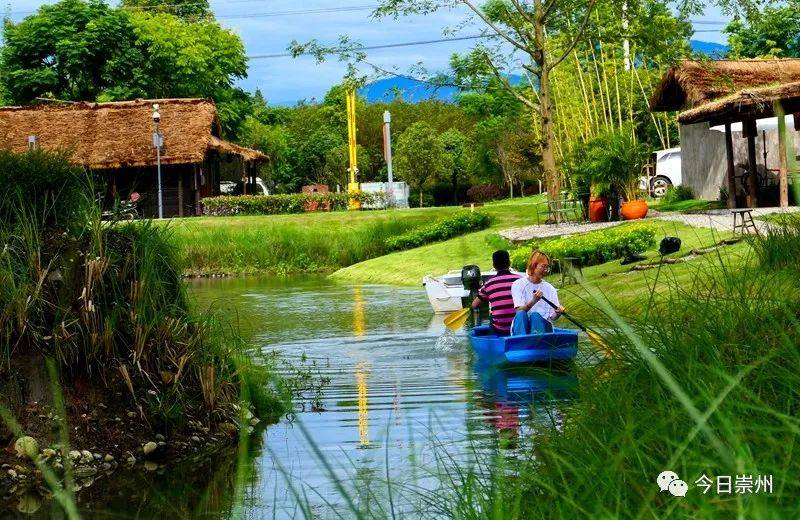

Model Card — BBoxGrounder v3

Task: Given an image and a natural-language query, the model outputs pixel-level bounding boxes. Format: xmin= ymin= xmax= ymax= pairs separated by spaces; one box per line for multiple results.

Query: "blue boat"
xmin=468 ymin=325 xmax=579 ymax=365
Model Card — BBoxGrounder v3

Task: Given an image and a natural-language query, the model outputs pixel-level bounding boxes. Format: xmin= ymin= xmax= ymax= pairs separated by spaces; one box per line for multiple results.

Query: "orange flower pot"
xmin=588 ymin=197 xmax=608 ymax=222
xmin=621 ymin=199 xmax=649 ymax=220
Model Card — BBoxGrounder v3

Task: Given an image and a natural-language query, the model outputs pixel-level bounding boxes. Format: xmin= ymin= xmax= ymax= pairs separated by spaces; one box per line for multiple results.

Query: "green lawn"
xmin=649 ymin=198 xmax=726 ymax=213
xmin=332 ymin=217 xmax=741 ymax=322
xmin=164 ymin=196 xmax=547 ymax=275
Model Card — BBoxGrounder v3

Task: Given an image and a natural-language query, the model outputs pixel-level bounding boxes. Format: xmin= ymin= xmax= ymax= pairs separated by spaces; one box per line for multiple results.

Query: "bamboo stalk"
xmin=590 ymin=42 xmax=609 ymax=128
xmin=573 ymin=51 xmax=594 ymax=138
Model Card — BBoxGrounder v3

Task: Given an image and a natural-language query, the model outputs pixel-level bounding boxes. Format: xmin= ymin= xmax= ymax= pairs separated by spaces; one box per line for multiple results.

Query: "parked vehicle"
xmin=220 ymin=177 xmax=270 ymax=195
xmin=640 ymin=147 xmax=681 ymax=197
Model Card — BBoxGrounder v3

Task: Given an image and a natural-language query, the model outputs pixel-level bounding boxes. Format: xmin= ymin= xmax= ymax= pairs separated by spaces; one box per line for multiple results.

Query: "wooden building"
xmin=0 ymin=98 xmax=267 ymax=217
xmin=651 ymin=59 xmax=800 ymax=208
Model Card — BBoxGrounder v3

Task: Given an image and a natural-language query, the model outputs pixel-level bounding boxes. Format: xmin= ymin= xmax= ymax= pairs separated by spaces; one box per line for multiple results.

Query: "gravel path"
xmin=499 ymin=206 xmax=800 ymax=242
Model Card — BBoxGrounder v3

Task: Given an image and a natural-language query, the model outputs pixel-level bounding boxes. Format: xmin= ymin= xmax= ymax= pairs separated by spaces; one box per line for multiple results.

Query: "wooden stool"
xmin=557 ymin=257 xmax=583 ymax=286
xmin=732 ymin=208 xmax=759 ymax=235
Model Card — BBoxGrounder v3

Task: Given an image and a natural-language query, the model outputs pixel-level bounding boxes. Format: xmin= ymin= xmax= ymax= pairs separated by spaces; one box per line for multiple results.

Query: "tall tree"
xmin=120 ymin=0 xmax=212 ymax=19
xmin=373 ymin=0 xmax=605 ymax=215
xmin=395 ymin=122 xmax=451 ymax=207
xmin=724 ymin=1 xmax=800 ymax=58
xmin=440 ymin=129 xmax=474 ymax=204
xmin=1 ymin=0 xmax=245 ymax=107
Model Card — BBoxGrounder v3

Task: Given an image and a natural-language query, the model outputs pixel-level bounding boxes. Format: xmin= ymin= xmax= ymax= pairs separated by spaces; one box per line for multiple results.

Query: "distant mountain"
xmin=360 ymin=43 xmax=728 ymax=104
xmin=359 ymin=75 xmax=524 ymax=104
xmin=358 ymin=77 xmax=460 ymax=103
xmin=691 ymin=40 xmax=729 ymax=58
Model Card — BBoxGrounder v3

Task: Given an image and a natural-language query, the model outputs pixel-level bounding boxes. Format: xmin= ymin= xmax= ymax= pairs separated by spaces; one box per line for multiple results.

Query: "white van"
xmin=640 ymin=147 xmax=681 ymax=197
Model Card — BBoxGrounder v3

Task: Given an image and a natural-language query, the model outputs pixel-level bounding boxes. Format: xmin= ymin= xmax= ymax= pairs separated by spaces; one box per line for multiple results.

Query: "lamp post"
xmin=383 ymin=110 xmax=394 ymax=207
xmin=152 ymin=104 xmax=164 ymax=219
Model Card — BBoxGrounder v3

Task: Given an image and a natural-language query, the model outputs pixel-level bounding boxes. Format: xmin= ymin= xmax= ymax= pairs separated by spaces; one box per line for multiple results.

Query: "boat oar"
xmin=538 ymin=295 xmax=612 ymax=353
xmin=443 ymin=307 xmax=471 ymax=331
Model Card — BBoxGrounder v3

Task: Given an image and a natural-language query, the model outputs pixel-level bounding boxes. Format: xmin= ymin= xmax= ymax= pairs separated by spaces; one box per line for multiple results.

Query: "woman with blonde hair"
xmin=510 ymin=250 xmax=565 ymax=335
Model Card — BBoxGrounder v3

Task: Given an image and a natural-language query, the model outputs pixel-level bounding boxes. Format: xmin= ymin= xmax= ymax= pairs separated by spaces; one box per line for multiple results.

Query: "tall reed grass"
xmin=0 ymin=149 xmax=287 ymax=441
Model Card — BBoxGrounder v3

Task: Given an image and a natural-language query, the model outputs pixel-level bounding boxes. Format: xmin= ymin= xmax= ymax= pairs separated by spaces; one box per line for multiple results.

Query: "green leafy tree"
xmin=120 ymin=0 xmax=212 ymax=19
xmin=1 ymin=0 xmax=246 ymax=131
xmin=440 ymin=129 xmax=475 ymax=204
xmin=725 ymin=2 xmax=800 ymax=58
xmin=1 ymin=0 xmax=138 ymax=103
xmin=395 ymin=122 xmax=451 ymax=207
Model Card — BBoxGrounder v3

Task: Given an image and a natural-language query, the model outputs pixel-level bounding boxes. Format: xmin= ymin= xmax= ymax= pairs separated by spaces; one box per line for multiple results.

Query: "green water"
xmin=7 ymin=276 xmax=579 ymax=518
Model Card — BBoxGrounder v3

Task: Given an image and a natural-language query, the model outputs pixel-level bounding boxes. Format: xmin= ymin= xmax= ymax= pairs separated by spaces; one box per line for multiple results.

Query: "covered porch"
xmin=678 ymin=82 xmax=800 ymax=209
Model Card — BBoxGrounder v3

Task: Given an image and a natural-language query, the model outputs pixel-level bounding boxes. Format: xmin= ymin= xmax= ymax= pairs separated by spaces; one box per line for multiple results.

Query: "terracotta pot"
xmin=588 ymin=197 xmax=609 ymax=222
xmin=621 ymin=199 xmax=649 ymax=220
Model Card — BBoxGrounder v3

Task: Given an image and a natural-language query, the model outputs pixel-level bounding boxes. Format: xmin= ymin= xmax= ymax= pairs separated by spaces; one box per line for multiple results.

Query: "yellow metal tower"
xmin=346 ymin=89 xmax=361 ymax=210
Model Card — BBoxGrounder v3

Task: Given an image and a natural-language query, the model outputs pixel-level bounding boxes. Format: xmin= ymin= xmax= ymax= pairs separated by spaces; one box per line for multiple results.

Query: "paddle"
xmin=444 ymin=307 xmax=471 ymax=331
xmin=537 ymin=294 xmax=612 ymax=353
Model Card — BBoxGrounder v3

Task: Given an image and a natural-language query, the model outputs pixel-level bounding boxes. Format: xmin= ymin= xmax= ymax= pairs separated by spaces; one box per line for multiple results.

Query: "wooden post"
xmin=724 ymin=123 xmax=737 ymax=209
xmin=743 ymin=119 xmax=759 ymax=207
xmin=178 ymin=172 xmax=184 ymax=217
xmin=776 ymin=105 xmax=789 ymax=208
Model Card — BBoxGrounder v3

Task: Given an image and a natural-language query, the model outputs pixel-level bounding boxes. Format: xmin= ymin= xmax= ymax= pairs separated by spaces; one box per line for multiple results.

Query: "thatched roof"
xmin=650 ymin=59 xmax=800 ymax=112
xmin=678 ymin=81 xmax=800 ymax=125
xmin=0 ymin=98 xmax=267 ymax=169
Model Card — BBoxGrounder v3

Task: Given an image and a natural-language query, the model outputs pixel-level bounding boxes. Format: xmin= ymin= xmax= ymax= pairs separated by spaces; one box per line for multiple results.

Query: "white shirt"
xmin=511 ymin=278 xmax=560 ymax=322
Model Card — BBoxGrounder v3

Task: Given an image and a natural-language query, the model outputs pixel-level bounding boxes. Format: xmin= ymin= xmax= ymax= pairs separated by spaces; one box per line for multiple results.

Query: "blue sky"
xmin=6 ymin=1 xmax=730 ymax=105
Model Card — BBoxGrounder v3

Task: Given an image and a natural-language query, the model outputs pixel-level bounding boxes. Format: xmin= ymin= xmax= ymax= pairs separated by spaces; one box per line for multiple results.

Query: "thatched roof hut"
xmin=677 ymin=81 xmax=800 ymax=125
xmin=0 ymin=98 xmax=265 ymax=168
xmin=650 ymin=59 xmax=800 ymax=210
xmin=650 ymin=59 xmax=800 ymax=113
xmin=0 ymin=98 xmax=267 ymax=217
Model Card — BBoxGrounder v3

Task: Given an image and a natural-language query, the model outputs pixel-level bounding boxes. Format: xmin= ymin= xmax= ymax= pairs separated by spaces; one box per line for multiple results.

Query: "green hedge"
xmin=510 ymin=223 xmax=657 ymax=269
xmin=386 ymin=211 xmax=492 ymax=251
xmin=201 ymin=192 xmax=390 ymax=216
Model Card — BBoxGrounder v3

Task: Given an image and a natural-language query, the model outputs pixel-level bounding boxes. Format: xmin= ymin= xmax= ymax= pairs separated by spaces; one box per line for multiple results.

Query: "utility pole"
xmin=383 ymin=110 xmax=394 ymax=207
xmin=152 ymin=104 xmax=164 ymax=219
xmin=346 ymin=89 xmax=361 ymax=210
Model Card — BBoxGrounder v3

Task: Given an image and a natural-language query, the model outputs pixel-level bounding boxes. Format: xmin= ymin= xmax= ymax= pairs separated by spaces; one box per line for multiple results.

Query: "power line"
xmin=3 ymin=2 xmax=381 ymax=18
xmin=248 ymin=34 xmax=495 ymax=60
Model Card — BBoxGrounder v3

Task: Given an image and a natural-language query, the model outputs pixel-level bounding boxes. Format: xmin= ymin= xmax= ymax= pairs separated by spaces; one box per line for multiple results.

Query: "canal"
xmin=12 ymin=276 xmax=578 ymax=518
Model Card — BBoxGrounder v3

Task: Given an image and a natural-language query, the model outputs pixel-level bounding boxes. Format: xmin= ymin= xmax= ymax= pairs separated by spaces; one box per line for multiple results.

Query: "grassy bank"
xmin=425 ymin=222 xmax=800 ymax=518
xmin=0 ymin=151 xmax=289 ymax=512
xmin=166 ymin=196 xmax=547 ymax=276
xmin=331 ymin=218 xmax=734 ymax=297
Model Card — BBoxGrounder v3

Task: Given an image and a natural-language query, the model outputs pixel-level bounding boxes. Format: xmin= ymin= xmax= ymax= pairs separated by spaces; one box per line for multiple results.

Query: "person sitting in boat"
xmin=471 ymin=250 xmax=521 ymax=336
xmin=510 ymin=251 xmax=565 ymax=335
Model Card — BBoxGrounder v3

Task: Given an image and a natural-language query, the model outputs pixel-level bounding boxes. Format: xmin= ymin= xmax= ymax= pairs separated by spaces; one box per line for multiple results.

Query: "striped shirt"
xmin=477 ymin=270 xmax=521 ymax=333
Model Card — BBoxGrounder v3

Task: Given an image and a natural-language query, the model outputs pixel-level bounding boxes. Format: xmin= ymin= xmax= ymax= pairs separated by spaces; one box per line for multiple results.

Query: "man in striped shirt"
xmin=471 ymin=250 xmax=521 ymax=336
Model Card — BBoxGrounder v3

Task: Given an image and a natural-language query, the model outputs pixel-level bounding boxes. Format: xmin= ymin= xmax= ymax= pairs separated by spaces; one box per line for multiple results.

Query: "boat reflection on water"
xmin=472 ymin=361 xmax=578 ymax=446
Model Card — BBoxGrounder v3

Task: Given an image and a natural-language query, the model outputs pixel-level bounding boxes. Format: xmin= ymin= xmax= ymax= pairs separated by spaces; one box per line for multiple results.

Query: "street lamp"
xmin=152 ymin=104 xmax=164 ymax=219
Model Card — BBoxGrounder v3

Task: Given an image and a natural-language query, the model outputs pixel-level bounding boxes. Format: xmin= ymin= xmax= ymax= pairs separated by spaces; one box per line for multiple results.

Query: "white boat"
xmin=422 ymin=269 xmax=521 ymax=314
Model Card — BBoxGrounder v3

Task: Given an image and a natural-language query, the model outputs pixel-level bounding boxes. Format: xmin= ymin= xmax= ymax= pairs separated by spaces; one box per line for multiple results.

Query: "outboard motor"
xmin=461 ymin=265 xmax=482 ymax=298
xmin=461 ymin=265 xmax=482 ymax=324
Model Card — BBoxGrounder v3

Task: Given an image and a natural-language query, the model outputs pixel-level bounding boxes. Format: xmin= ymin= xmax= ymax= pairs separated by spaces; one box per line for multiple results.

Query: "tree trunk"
xmin=419 ymin=190 xmax=423 ymax=208
xmin=534 ymin=0 xmax=561 ymax=220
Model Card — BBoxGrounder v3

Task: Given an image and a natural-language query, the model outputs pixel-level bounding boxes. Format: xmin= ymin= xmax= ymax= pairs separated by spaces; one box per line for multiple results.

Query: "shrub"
xmin=201 ymin=192 xmax=389 ymax=216
xmin=510 ymin=223 xmax=657 ymax=269
xmin=386 ymin=211 xmax=492 ymax=251
xmin=0 ymin=151 xmax=286 ymax=430
xmin=662 ymin=185 xmax=695 ymax=205
xmin=0 ymin=149 xmax=94 ymax=231
xmin=467 ymin=184 xmax=504 ymax=203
